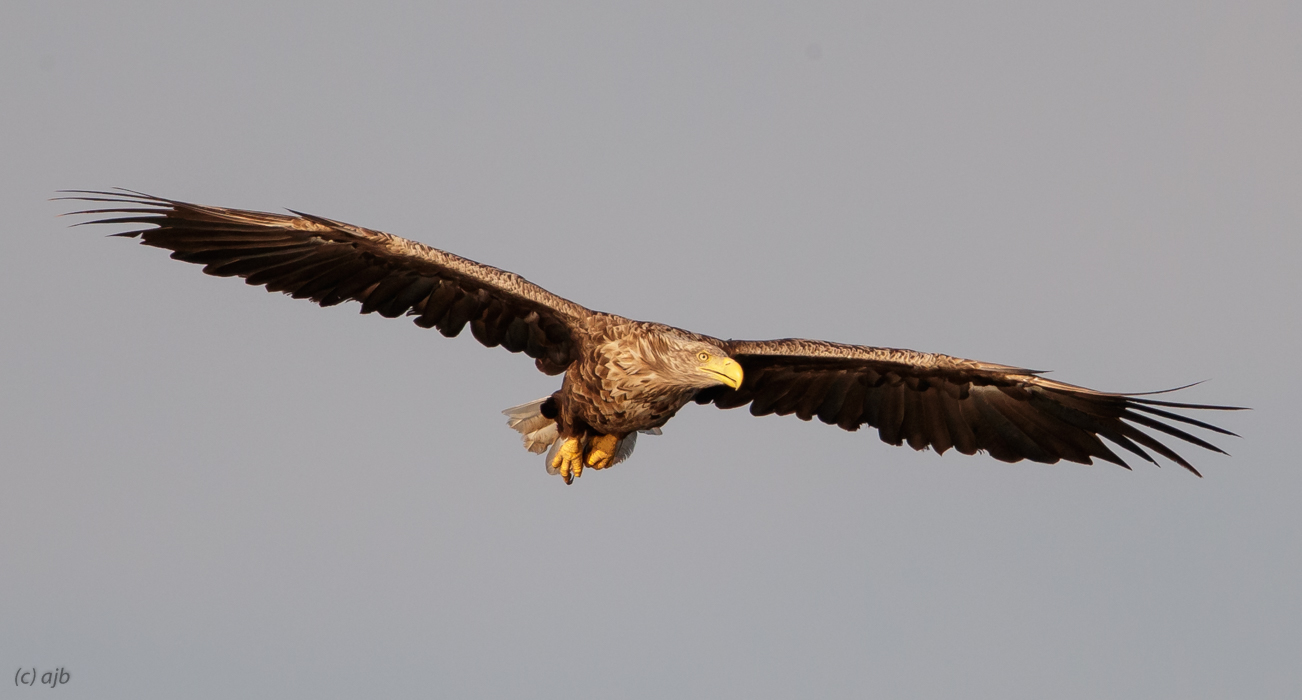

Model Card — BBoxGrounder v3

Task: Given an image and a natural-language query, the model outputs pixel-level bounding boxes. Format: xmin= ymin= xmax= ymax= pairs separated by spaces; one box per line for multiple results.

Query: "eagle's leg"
xmin=585 ymin=434 xmax=620 ymax=470
xmin=551 ymin=438 xmax=584 ymax=484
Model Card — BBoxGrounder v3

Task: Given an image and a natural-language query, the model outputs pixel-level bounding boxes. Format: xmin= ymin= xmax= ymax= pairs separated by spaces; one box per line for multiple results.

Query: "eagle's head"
xmin=659 ymin=339 xmax=744 ymax=391
xmin=608 ymin=330 xmax=744 ymax=396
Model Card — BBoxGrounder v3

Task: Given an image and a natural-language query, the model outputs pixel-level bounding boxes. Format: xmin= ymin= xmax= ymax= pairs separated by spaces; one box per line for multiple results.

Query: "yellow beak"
xmin=701 ymin=356 xmax=744 ymax=389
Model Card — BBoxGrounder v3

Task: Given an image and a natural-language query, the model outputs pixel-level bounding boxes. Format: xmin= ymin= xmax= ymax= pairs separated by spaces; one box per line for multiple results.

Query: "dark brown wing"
xmin=61 ymin=190 xmax=589 ymax=374
xmin=694 ymin=338 xmax=1243 ymax=475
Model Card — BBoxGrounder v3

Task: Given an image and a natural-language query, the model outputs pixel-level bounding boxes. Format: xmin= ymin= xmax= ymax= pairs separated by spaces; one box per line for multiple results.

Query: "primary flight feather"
xmin=63 ymin=190 xmax=1242 ymax=483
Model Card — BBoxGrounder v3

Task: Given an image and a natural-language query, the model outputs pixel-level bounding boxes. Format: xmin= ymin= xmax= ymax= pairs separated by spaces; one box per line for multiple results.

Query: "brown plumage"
xmin=62 ymin=189 xmax=1243 ymax=483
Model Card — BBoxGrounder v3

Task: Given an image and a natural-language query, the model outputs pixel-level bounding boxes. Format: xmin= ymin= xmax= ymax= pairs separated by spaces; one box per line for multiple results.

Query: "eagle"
xmin=63 ymin=190 xmax=1241 ymax=483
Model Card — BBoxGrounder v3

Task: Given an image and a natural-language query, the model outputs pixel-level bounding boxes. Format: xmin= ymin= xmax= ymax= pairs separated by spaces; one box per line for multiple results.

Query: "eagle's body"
xmin=64 ymin=190 xmax=1241 ymax=483
xmin=564 ymin=318 xmax=728 ymax=434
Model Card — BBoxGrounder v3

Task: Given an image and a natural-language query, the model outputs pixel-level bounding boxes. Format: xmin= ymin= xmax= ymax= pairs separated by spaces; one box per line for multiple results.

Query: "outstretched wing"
xmin=695 ymin=338 xmax=1243 ymax=475
xmin=62 ymin=190 xmax=588 ymax=373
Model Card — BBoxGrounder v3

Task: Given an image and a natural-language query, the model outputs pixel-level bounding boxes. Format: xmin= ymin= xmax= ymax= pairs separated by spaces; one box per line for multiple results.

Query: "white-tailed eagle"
xmin=63 ymin=190 xmax=1241 ymax=483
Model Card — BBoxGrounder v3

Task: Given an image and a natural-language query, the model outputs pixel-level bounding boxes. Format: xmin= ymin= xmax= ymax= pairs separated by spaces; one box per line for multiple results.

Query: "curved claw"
xmin=550 ymin=438 xmax=584 ymax=484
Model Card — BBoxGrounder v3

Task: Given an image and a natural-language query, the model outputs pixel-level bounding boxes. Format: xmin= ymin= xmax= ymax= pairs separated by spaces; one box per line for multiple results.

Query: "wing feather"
xmin=693 ymin=337 xmax=1243 ymax=475
xmin=941 ymin=389 xmax=980 ymax=456
xmin=833 ymin=377 xmax=868 ymax=431
xmin=917 ymin=387 xmax=953 ymax=455
xmin=62 ymin=190 xmax=589 ymax=367
xmin=814 ymin=371 xmax=854 ymax=425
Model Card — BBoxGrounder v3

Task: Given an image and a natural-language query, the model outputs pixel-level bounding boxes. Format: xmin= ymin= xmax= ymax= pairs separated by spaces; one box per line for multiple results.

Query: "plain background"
xmin=2 ymin=2 xmax=1298 ymax=698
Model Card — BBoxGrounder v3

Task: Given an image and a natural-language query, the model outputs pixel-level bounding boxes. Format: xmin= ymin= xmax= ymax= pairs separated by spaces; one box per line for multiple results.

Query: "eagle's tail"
xmin=502 ymin=398 xmax=559 ymax=454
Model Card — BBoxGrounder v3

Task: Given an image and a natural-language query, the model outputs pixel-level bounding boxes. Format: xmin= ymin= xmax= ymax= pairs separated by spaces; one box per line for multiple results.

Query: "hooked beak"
xmin=701 ymin=356 xmax=744 ymax=390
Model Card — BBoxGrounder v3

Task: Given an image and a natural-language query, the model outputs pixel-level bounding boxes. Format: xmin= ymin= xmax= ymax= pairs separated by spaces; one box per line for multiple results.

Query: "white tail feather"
xmin=503 ymin=398 xmax=561 ymax=454
xmin=612 ymin=432 xmax=638 ymax=466
xmin=524 ymin=424 xmax=558 ymax=454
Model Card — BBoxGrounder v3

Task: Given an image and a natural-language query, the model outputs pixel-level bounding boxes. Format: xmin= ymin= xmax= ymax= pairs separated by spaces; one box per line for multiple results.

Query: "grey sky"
xmin=2 ymin=2 xmax=1299 ymax=698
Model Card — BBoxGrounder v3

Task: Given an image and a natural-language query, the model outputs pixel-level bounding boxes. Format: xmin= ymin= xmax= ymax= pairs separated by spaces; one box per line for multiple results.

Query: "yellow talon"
xmin=551 ymin=438 xmax=584 ymax=484
xmin=586 ymin=434 xmax=620 ymax=469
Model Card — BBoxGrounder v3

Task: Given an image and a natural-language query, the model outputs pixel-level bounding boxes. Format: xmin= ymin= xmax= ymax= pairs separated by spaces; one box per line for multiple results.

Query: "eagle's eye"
xmin=698 ymin=351 xmax=711 ymax=362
